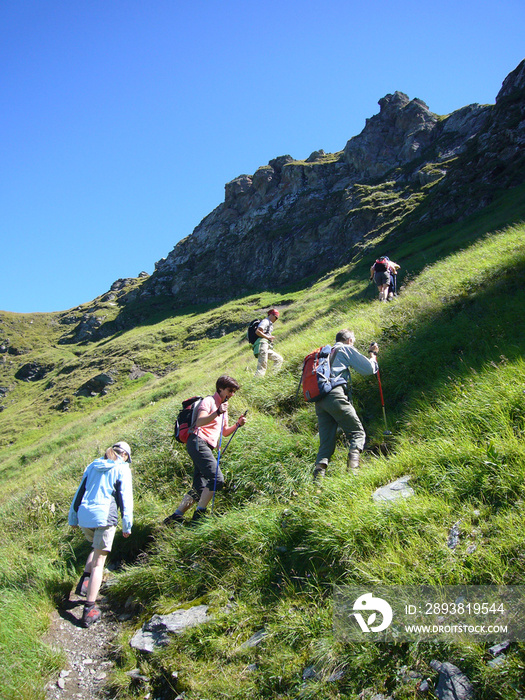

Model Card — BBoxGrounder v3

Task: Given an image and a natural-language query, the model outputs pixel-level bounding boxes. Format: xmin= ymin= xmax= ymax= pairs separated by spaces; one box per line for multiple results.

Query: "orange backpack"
xmin=299 ymin=345 xmax=346 ymax=402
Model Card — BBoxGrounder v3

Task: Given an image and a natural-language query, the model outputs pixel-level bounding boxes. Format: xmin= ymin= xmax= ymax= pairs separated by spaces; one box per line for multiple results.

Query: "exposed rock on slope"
xmin=142 ymin=60 xmax=524 ymax=309
xmin=343 ymin=91 xmax=440 ymax=178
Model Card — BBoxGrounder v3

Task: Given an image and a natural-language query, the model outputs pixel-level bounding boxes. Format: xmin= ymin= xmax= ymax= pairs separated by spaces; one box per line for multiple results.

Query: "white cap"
xmin=112 ymin=441 xmax=132 ymax=462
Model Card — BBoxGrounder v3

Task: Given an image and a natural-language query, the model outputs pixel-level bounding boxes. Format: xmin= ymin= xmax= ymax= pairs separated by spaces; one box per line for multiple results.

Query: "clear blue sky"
xmin=1 ymin=0 xmax=523 ymax=313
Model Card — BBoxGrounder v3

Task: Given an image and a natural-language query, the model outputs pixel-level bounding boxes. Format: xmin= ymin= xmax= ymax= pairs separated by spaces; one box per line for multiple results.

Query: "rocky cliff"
xmin=139 ymin=60 xmax=524 ymax=308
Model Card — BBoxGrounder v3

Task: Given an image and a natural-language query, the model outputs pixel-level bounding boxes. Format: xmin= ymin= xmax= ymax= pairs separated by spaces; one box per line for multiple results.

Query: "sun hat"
xmin=112 ymin=441 xmax=132 ymax=462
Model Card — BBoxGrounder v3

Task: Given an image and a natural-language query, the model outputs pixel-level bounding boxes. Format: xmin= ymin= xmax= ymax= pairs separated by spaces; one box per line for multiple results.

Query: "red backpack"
xmin=173 ymin=396 xmax=204 ymax=443
xmin=299 ymin=345 xmax=346 ymax=402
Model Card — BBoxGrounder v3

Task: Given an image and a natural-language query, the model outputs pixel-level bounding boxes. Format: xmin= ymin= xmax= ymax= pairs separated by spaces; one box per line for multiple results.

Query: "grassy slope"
xmin=0 ymin=185 xmax=525 ymax=698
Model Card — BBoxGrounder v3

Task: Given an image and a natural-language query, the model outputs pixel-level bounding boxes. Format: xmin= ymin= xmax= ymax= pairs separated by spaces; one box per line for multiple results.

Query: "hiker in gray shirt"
xmin=254 ymin=308 xmax=283 ymax=377
xmin=314 ymin=329 xmax=378 ymax=478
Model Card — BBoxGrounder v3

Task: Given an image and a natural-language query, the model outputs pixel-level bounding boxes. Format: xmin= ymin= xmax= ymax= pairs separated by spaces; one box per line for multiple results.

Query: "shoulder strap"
xmin=190 ymin=394 xmax=215 ymax=433
xmin=295 ymin=371 xmax=303 ymax=400
xmin=329 ymin=344 xmax=343 ymax=368
xmin=189 ymin=396 xmax=205 ymax=434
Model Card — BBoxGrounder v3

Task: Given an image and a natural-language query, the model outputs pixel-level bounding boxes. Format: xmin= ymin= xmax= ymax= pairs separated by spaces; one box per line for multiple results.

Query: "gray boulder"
xmin=15 ymin=361 xmax=53 ymax=382
xmin=488 ymin=640 xmax=510 ymax=657
xmin=372 ymin=475 xmax=414 ymax=503
xmin=430 ymin=660 xmax=474 ymax=700
xmin=130 ymin=605 xmax=210 ymax=653
xmin=75 ymin=373 xmax=115 ymax=397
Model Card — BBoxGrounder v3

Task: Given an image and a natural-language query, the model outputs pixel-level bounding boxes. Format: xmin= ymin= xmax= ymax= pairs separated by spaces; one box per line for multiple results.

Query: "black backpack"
xmin=173 ymin=396 xmax=203 ymax=444
xmin=373 ymin=257 xmax=389 ymax=273
xmin=247 ymin=319 xmax=261 ymax=345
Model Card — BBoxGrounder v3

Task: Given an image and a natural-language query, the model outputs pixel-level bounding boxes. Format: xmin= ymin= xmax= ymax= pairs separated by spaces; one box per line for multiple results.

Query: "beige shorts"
xmin=81 ymin=525 xmax=117 ymax=552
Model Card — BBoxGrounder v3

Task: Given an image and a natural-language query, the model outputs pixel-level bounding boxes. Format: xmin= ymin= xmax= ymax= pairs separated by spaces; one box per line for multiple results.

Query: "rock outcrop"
xmin=343 ymin=91 xmax=439 ymax=177
xmin=136 ymin=60 xmax=524 ymax=310
xmin=14 ymin=361 xmax=54 ymax=382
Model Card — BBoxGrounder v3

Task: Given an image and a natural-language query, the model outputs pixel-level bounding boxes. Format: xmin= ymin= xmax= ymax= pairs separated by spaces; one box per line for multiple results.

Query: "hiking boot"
xmin=82 ymin=604 xmax=101 ymax=628
xmin=189 ymin=508 xmax=206 ymax=526
xmin=313 ymin=464 xmax=327 ymax=480
xmin=163 ymin=512 xmax=185 ymax=527
xmin=75 ymin=573 xmax=90 ymax=597
xmin=347 ymin=449 xmax=360 ymax=471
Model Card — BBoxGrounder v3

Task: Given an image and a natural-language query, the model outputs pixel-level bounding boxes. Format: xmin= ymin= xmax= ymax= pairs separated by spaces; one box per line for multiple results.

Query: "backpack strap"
xmin=328 ymin=345 xmax=349 ymax=393
xmin=295 ymin=355 xmax=308 ymax=400
xmin=295 ymin=369 xmax=304 ymax=400
xmin=329 ymin=344 xmax=343 ymax=370
xmin=188 ymin=396 xmax=207 ymax=436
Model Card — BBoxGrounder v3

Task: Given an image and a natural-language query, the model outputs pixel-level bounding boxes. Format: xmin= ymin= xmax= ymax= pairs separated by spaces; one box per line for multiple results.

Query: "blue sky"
xmin=1 ymin=0 xmax=523 ymax=313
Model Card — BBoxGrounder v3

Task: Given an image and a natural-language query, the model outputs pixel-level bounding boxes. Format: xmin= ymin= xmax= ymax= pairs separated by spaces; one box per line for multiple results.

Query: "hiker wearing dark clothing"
xmin=387 ymin=259 xmax=400 ymax=299
xmin=254 ymin=308 xmax=283 ymax=377
xmin=313 ymin=331 xmax=378 ymax=479
xmin=69 ymin=440 xmax=133 ymax=627
xmin=370 ymin=256 xmax=400 ymax=301
xmin=164 ymin=375 xmax=247 ymax=526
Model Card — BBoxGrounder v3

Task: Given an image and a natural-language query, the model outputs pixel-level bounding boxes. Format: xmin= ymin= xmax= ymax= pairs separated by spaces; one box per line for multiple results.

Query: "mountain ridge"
xmin=137 ymin=59 xmax=524 ymax=308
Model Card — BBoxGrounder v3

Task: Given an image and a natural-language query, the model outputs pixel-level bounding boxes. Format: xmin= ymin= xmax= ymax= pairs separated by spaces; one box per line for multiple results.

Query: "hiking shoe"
xmin=189 ymin=509 xmax=206 ymax=526
xmin=75 ymin=574 xmax=90 ymax=597
xmin=347 ymin=450 xmax=360 ymax=471
xmin=82 ymin=605 xmax=101 ymax=628
xmin=313 ymin=464 xmax=327 ymax=480
xmin=163 ymin=512 xmax=185 ymax=527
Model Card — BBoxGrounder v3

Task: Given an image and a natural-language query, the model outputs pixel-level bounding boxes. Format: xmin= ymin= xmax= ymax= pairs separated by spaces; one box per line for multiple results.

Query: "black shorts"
xmin=374 ymin=270 xmax=391 ymax=286
xmin=186 ymin=433 xmax=224 ymax=499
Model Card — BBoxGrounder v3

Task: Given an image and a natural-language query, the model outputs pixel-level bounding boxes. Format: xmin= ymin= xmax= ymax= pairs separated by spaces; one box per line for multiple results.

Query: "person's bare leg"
xmin=176 ymin=493 xmax=197 ymax=514
xmin=83 ymin=549 xmax=95 ymax=574
xmin=85 ymin=549 xmax=108 ymax=604
xmin=197 ymin=487 xmax=214 ymax=510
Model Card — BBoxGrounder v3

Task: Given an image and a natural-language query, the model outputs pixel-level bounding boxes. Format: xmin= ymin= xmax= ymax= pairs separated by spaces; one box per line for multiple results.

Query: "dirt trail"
xmin=44 ymin=591 xmax=120 ymax=700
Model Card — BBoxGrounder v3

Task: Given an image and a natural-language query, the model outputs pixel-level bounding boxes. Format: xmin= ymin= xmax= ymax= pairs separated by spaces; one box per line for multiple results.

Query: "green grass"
xmin=0 ymin=590 xmax=63 ymax=700
xmin=0 ymin=193 xmax=525 ymax=697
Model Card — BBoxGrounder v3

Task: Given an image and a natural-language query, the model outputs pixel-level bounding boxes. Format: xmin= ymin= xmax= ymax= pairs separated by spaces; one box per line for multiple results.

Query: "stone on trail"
xmin=130 ymin=605 xmax=209 ymax=653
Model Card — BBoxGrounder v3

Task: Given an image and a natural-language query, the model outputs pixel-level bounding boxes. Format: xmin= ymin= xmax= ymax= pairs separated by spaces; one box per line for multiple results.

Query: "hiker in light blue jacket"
xmin=69 ymin=440 xmax=133 ymax=627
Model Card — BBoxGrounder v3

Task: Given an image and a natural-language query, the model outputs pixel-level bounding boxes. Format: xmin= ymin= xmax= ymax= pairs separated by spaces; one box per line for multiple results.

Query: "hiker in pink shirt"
xmin=164 ymin=375 xmax=247 ymax=526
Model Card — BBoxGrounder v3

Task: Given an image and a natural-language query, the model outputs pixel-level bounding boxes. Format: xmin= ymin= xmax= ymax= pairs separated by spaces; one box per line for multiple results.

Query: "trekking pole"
xmin=294 ymin=363 xmax=305 ymax=401
xmin=376 ymin=369 xmax=392 ymax=436
xmin=221 ymin=410 xmax=248 ymax=457
xmin=211 ymin=413 xmax=225 ymax=515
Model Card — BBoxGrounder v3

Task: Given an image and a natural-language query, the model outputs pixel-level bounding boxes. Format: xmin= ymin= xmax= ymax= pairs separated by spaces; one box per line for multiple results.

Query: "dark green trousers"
xmin=315 ymin=385 xmax=366 ymax=465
